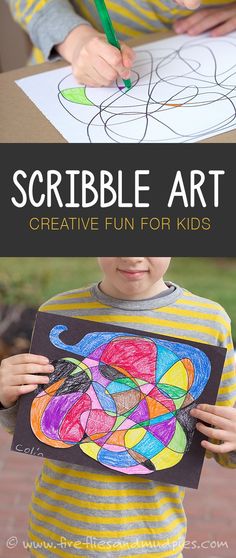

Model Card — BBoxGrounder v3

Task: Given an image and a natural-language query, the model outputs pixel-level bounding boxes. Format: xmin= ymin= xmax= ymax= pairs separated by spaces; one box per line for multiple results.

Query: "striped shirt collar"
xmin=91 ymin=282 xmax=182 ymax=310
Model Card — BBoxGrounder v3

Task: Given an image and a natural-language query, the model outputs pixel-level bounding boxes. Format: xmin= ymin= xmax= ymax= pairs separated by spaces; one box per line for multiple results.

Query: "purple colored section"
xmin=89 ymin=343 xmax=108 ymax=361
xmin=90 ymin=366 xmax=109 ymax=387
xmin=148 ymin=417 xmax=176 ymax=446
xmin=41 ymin=392 xmax=83 ymax=440
xmin=129 ymin=398 xmax=149 ymax=423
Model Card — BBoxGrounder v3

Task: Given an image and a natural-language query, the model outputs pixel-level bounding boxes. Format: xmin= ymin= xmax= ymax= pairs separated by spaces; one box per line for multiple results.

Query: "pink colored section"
xmin=148 ymin=386 xmax=176 ymax=412
xmin=86 ymin=409 xmax=116 ymax=436
xmin=104 ymin=463 xmax=151 ymax=474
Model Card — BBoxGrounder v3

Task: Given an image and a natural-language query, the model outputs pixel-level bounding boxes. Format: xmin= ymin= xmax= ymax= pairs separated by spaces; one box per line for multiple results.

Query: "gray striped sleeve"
xmin=0 ymin=401 xmax=19 ymax=434
xmin=27 ymin=0 xmax=91 ymax=60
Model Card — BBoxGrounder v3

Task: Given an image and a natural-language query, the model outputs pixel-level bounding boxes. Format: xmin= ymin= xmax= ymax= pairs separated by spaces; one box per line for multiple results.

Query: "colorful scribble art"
xmin=16 ymin=33 xmax=236 ymax=143
xmin=30 ymin=324 xmax=212 ymax=475
xmin=12 ymin=313 xmax=226 ymax=487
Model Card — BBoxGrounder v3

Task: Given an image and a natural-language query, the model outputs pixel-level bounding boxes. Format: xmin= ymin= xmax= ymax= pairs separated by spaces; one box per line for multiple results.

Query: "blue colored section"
xmin=133 ymin=431 xmax=164 ymax=459
xmin=99 ymin=448 xmax=137 ymax=467
xmin=92 ymin=382 xmax=116 ymax=413
xmin=49 ymin=325 xmax=83 ymax=354
xmin=106 ymin=381 xmax=134 ymax=394
xmin=148 ymin=412 xmax=174 ymax=425
xmin=75 ymin=332 xmax=126 ymax=357
xmin=155 ymin=345 xmax=179 ymax=382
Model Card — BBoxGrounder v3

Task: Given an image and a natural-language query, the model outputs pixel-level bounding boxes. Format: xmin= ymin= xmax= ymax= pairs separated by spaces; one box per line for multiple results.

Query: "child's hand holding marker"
xmin=56 ymin=0 xmax=236 ymax=87
xmin=56 ymin=24 xmax=134 ymax=87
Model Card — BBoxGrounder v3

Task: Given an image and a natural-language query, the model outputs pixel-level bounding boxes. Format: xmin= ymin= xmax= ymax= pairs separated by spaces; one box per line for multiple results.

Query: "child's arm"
xmin=174 ymin=3 xmax=236 ymax=36
xmin=6 ymin=0 xmax=88 ymax=61
xmin=0 ymin=354 xmax=54 ymax=433
xmin=6 ymin=0 xmax=134 ymax=85
xmin=190 ymin=318 xmax=236 ymax=468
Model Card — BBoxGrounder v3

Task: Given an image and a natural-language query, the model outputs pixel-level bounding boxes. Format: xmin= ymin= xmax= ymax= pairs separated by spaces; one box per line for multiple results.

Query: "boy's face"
xmin=98 ymin=257 xmax=171 ymax=300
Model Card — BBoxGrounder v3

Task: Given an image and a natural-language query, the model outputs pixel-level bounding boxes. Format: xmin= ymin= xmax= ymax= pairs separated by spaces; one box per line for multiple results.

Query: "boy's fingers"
xmin=1 ymin=354 xmax=49 ymax=366
xmin=94 ymin=57 xmax=119 ymax=84
xmin=190 ymin=408 xmax=232 ymax=429
xmin=187 ymin=11 xmax=229 ymax=34
xmin=196 ymin=404 xmax=236 ymax=420
xmin=210 ymin=18 xmax=236 ymax=36
xmin=10 ymin=374 xmax=50 ymax=386
xmin=8 ymin=363 xmax=54 ymax=376
xmin=18 ymin=384 xmax=38 ymax=395
xmin=196 ymin=422 xmax=234 ymax=441
xmin=98 ymin=42 xmax=130 ymax=79
xmin=201 ymin=440 xmax=235 ymax=453
xmin=174 ymin=12 xmax=206 ymax=32
xmin=121 ymin=44 xmax=135 ymax=69
xmin=180 ymin=10 xmax=236 ymax=35
xmin=2 ymin=384 xmax=38 ymax=404
xmin=183 ymin=0 xmax=201 ymax=9
xmin=90 ymin=63 xmax=111 ymax=85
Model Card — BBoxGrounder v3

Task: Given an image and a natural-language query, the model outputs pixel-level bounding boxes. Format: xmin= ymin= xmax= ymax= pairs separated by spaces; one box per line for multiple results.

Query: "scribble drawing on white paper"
xmin=16 ymin=34 xmax=236 ymax=143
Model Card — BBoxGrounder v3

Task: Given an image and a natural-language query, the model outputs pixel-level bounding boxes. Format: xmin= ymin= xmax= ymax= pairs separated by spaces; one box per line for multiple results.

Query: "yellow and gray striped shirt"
xmin=6 ymin=0 xmax=236 ymax=63
xmin=0 ymin=281 xmax=235 ymax=557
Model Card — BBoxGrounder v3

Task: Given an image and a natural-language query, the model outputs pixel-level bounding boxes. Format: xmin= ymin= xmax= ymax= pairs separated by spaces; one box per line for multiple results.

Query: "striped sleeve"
xmin=0 ymin=401 xmax=19 ymax=434
xmin=5 ymin=0 xmax=89 ymax=60
xmin=206 ymin=314 xmax=236 ymax=468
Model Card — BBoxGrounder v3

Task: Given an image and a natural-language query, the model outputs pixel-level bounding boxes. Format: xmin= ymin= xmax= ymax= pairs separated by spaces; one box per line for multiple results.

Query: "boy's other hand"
xmin=56 ymin=25 xmax=135 ymax=86
xmin=174 ymin=4 xmax=236 ymax=36
xmin=190 ymin=403 xmax=236 ymax=453
xmin=175 ymin=0 xmax=201 ymax=10
xmin=0 ymin=354 xmax=54 ymax=409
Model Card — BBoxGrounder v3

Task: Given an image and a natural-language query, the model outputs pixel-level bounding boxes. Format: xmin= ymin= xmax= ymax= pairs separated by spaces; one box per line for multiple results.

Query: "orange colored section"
xmin=89 ymin=431 xmax=109 ymax=441
xmin=107 ymin=430 xmax=126 ymax=446
xmin=181 ymin=358 xmax=194 ymax=390
xmin=30 ymin=379 xmax=73 ymax=449
xmin=145 ymin=396 xmax=170 ymax=419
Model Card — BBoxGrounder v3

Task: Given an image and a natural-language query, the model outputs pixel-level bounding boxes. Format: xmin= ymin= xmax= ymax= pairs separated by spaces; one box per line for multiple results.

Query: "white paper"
xmin=16 ymin=33 xmax=236 ymax=143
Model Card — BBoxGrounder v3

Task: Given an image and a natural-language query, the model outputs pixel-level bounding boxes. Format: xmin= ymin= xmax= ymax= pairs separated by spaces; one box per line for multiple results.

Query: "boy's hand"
xmin=190 ymin=404 xmax=236 ymax=453
xmin=174 ymin=4 xmax=236 ymax=36
xmin=56 ymin=25 xmax=135 ymax=86
xmin=0 ymin=354 xmax=54 ymax=409
xmin=175 ymin=0 xmax=201 ymax=9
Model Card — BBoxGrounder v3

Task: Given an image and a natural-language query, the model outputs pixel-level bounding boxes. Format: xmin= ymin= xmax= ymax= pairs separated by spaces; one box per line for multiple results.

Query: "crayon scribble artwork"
xmin=30 ymin=327 xmax=211 ymax=474
xmin=16 ymin=33 xmax=236 ymax=143
xmin=12 ymin=313 xmax=226 ymax=488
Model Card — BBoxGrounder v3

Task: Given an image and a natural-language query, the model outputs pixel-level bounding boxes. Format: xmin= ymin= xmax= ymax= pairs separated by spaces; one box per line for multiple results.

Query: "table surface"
xmin=0 ymin=31 xmax=235 ymax=143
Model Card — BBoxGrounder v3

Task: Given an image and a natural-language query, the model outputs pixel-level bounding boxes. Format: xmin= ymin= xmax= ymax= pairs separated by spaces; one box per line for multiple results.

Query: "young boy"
xmin=6 ymin=0 xmax=236 ymax=86
xmin=0 ymin=257 xmax=236 ymax=557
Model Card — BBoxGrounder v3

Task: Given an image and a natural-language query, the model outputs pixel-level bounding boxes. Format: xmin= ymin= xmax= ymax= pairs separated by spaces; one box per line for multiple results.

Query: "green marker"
xmin=93 ymin=0 xmax=132 ymax=90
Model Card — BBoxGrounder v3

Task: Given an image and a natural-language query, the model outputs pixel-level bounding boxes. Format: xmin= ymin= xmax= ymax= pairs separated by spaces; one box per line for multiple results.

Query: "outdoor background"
xmin=0 ymin=257 xmax=235 ymax=557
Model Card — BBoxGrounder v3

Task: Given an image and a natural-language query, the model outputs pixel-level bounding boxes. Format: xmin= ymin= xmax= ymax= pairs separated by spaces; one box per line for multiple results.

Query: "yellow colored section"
xmin=159 ymin=361 xmax=188 ymax=391
xmin=151 ymin=446 xmax=183 ymax=470
xmin=80 ymin=441 xmax=99 ymax=460
xmin=124 ymin=427 xmax=146 ymax=449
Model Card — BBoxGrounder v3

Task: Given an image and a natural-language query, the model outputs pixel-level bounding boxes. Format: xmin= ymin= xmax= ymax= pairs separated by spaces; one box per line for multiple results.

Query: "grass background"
xmin=0 ymin=257 xmax=235 ymax=336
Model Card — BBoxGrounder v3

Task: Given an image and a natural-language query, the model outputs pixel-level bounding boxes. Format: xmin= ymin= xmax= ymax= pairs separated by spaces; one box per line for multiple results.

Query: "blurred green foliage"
xmin=0 ymin=257 xmax=235 ymax=336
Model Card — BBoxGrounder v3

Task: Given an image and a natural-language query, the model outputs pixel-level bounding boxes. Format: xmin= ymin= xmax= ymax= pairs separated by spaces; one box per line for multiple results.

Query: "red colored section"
xmin=100 ymin=337 xmax=157 ymax=383
xmin=59 ymin=393 xmax=91 ymax=443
